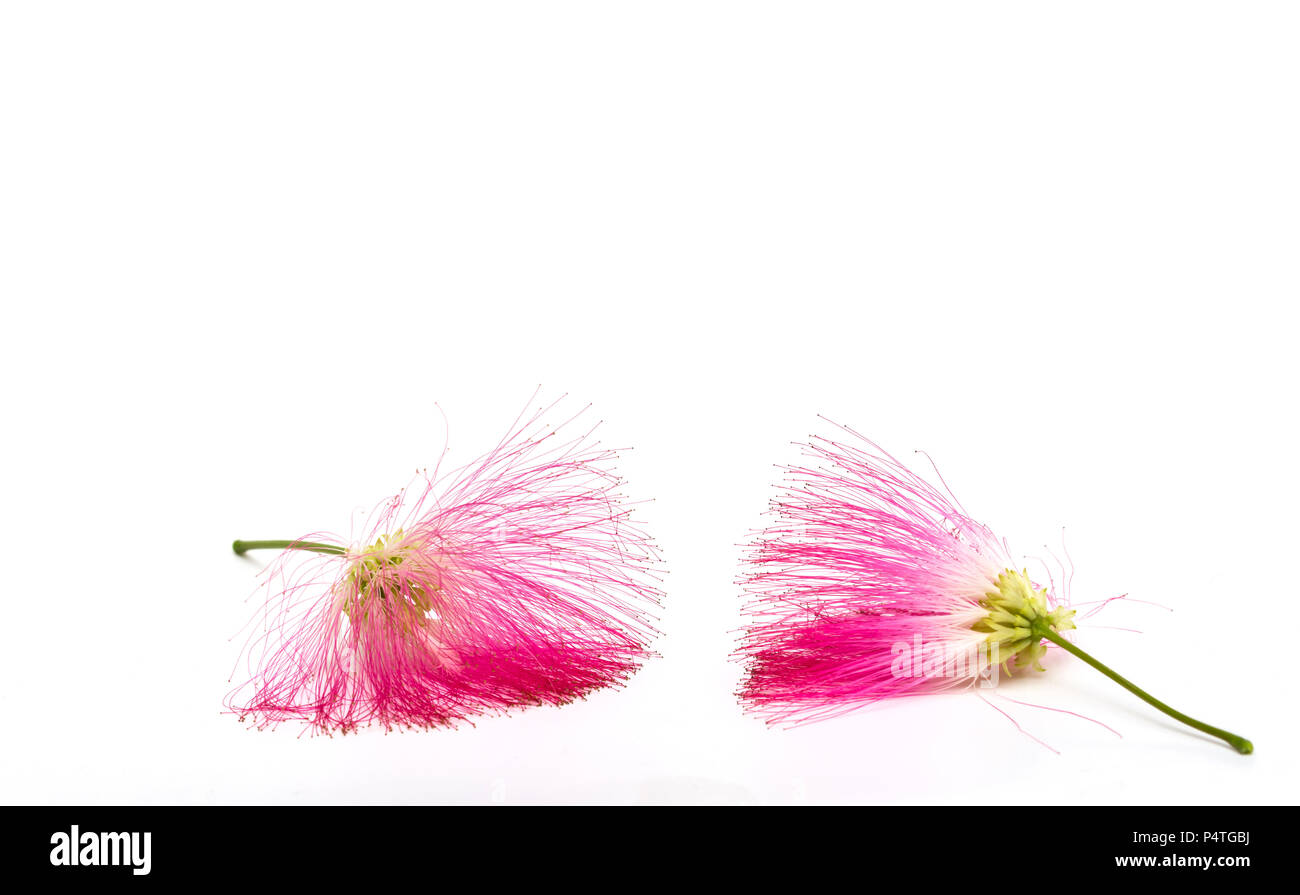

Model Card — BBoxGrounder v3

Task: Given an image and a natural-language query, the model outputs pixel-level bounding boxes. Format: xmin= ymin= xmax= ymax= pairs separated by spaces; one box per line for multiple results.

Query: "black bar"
xmin=6 ymin=806 xmax=1278 ymax=885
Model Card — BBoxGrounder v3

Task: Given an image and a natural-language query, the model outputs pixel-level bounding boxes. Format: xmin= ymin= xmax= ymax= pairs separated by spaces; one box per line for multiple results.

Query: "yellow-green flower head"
xmin=344 ymin=529 xmax=438 ymax=621
xmin=972 ymin=568 xmax=1076 ymax=673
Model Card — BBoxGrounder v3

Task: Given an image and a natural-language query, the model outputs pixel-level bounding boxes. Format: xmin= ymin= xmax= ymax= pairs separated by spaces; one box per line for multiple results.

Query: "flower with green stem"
xmin=738 ymin=422 xmax=1252 ymax=754
xmin=227 ymin=396 xmax=664 ymax=734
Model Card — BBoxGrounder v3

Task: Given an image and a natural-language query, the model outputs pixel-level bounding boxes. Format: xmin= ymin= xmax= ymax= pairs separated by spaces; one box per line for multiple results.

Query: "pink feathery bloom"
xmin=227 ymin=396 xmax=663 ymax=734
xmin=737 ymin=421 xmax=1252 ymax=754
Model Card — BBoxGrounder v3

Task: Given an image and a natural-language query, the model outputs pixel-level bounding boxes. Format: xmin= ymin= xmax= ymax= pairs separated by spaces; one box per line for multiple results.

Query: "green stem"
xmin=1036 ymin=626 xmax=1252 ymax=755
xmin=232 ymin=539 xmax=345 ymax=557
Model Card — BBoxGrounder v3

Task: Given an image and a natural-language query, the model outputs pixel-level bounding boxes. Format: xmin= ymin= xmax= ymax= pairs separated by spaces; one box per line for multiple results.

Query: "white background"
xmin=1 ymin=3 xmax=1296 ymax=805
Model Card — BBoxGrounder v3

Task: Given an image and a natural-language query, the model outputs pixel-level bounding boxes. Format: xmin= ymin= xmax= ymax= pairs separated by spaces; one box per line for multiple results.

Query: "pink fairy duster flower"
xmin=227 ymin=396 xmax=663 ymax=734
xmin=737 ymin=421 xmax=1252 ymax=754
